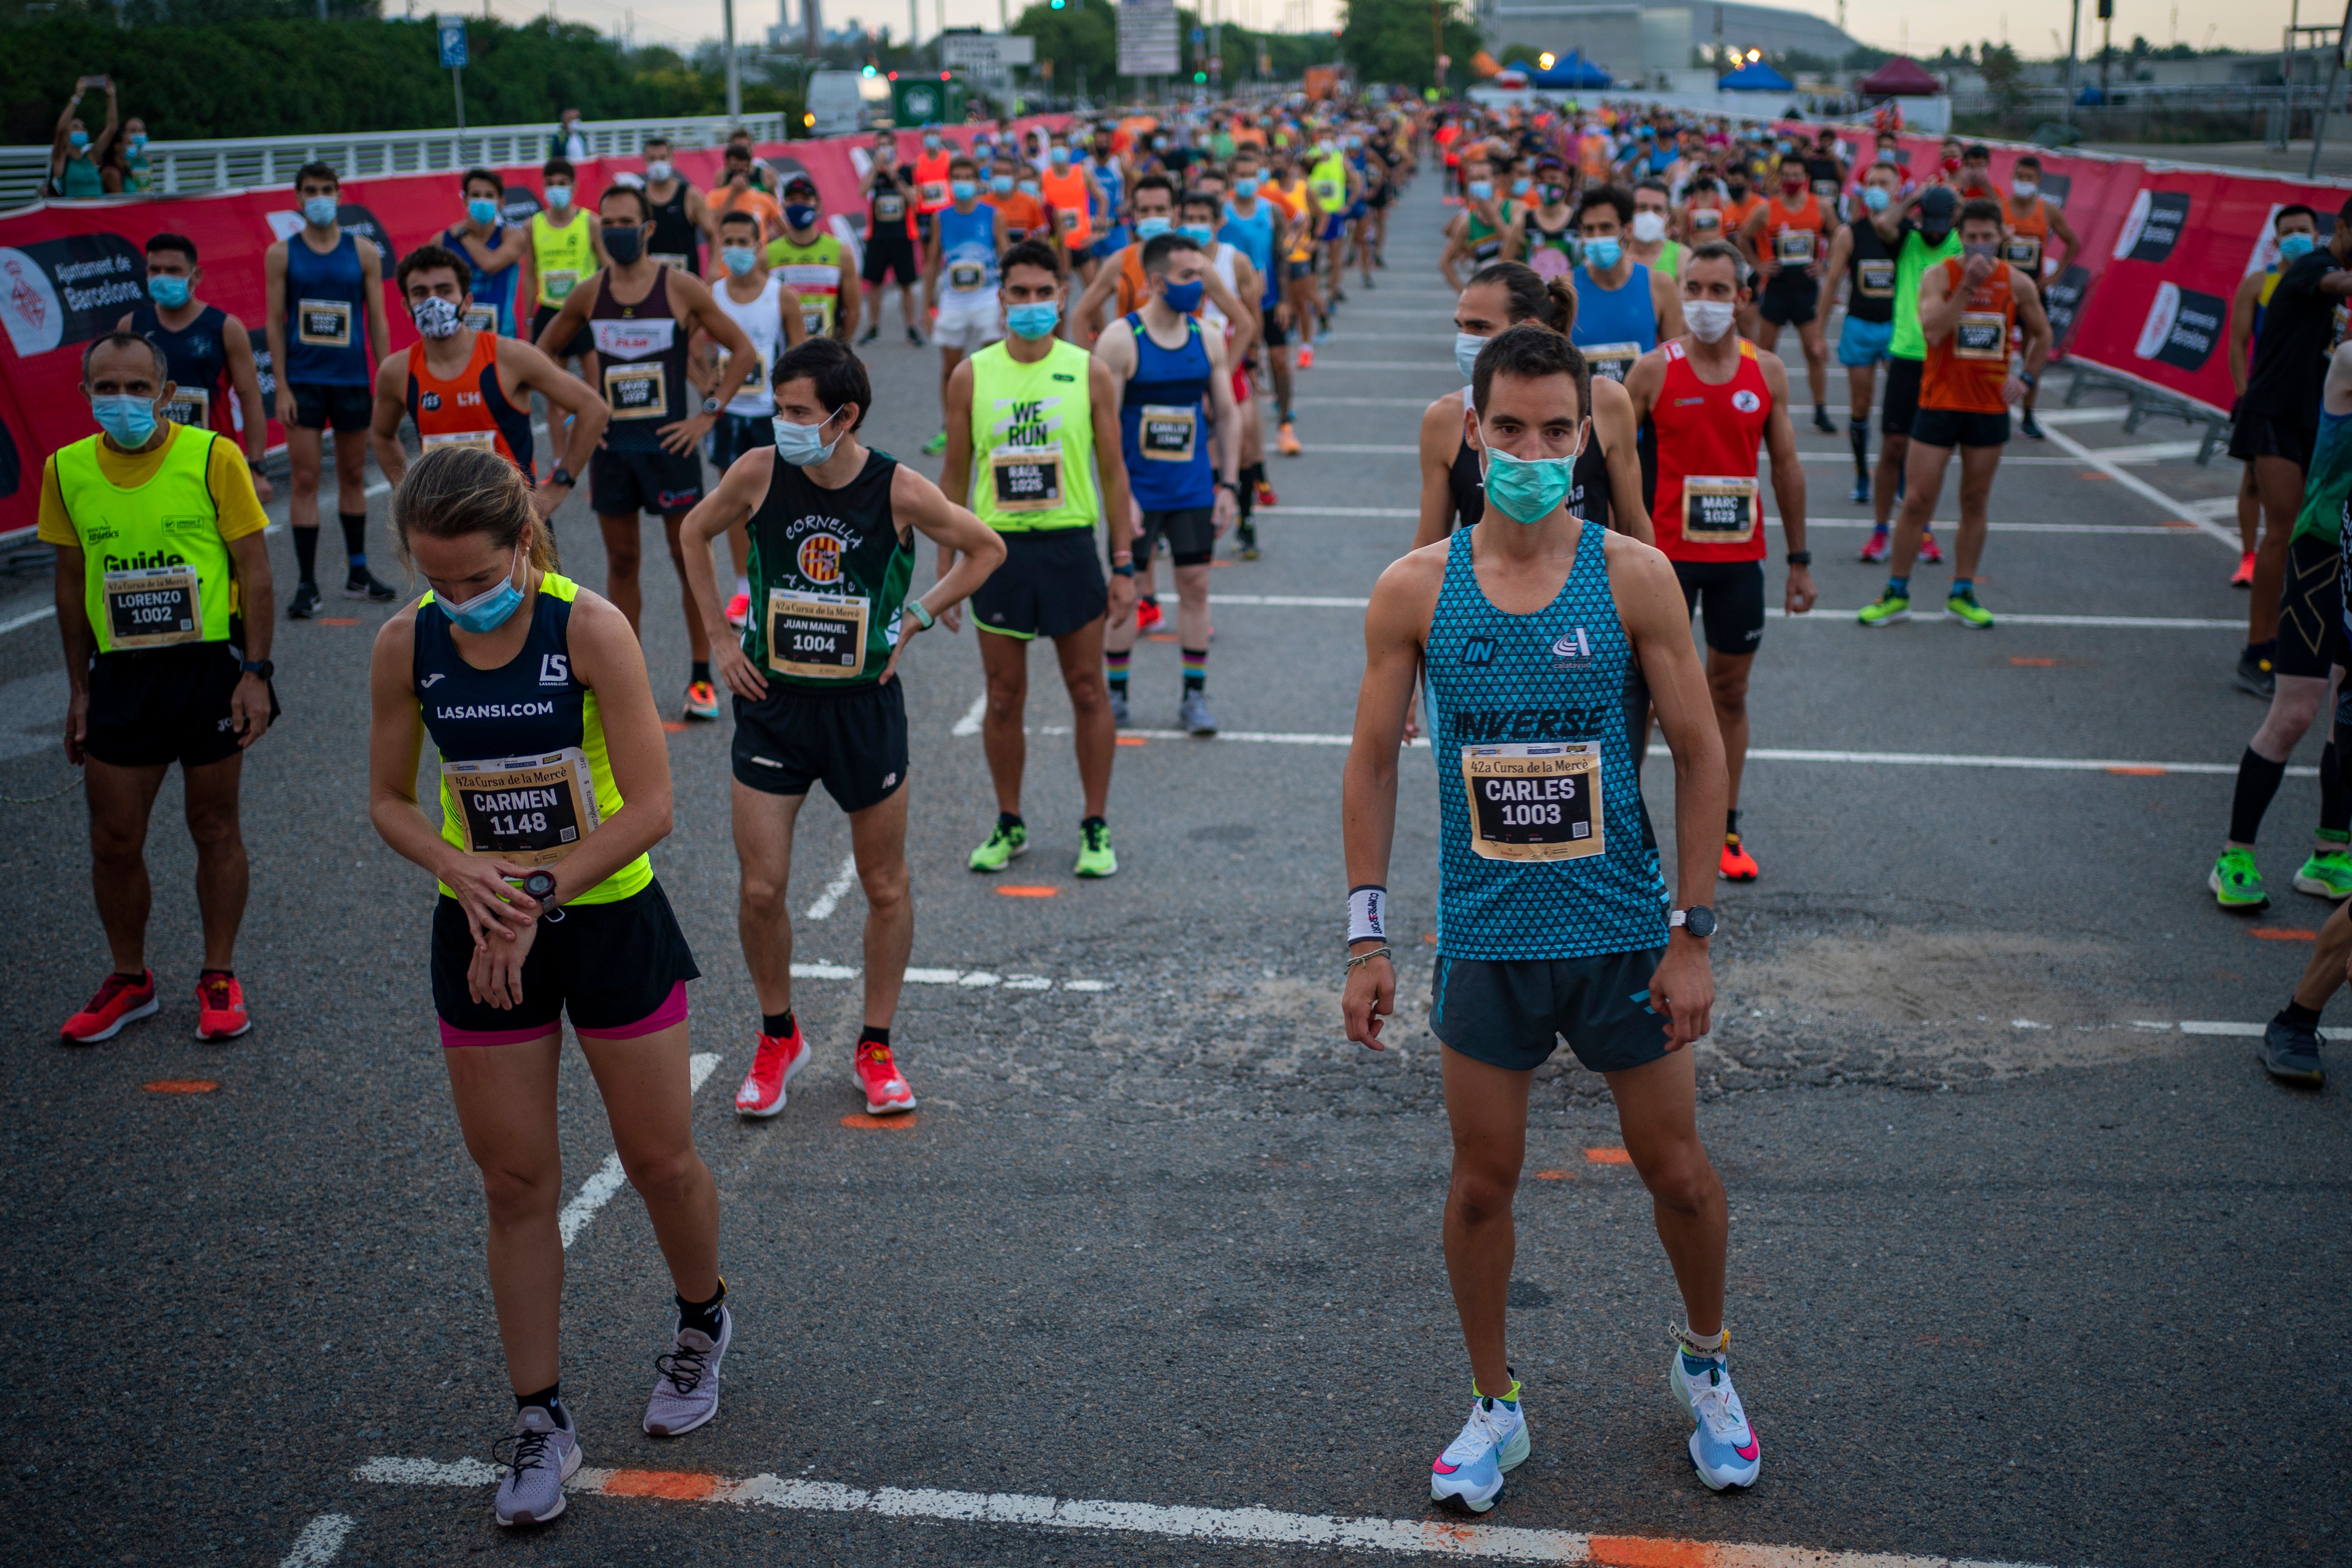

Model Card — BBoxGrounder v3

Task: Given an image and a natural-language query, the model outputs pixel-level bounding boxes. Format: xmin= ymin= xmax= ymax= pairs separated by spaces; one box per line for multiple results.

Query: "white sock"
xmin=734 ymin=575 xmax=750 ymax=598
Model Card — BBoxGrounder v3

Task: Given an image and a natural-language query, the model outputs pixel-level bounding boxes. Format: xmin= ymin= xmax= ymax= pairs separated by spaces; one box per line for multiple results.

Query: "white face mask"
xmin=2012 ymin=179 xmax=2038 ymax=200
xmin=1630 ymin=210 xmax=1668 ymax=244
xmin=647 ymin=159 xmax=674 ymax=182
xmin=1454 ymin=330 xmax=1489 ymax=383
xmin=1686 ymin=300 xmax=1737 ymax=343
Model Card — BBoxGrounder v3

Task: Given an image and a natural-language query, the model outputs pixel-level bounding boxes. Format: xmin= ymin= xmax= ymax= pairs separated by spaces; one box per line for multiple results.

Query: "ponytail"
xmin=1467 ymin=259 xmax=1575 ymax=339
xmin=1543 ymin=274 xmax=1576 ymax=338
xmin=392 ymin=445 xmax=559 ymax=576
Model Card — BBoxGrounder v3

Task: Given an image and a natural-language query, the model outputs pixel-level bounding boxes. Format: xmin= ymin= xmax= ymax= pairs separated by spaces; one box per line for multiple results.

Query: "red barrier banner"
xmin=0 ymin=118 xmax=1063 ymax=541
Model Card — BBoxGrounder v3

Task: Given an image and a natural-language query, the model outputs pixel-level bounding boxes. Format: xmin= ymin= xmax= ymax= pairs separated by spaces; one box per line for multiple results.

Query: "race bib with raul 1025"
xmin=103 ymin=562 xmax=202 ymax=649
xmin=1459 ymin=741 xmax=1604 ymax=862
xmin=444 ymin=747 xmax=600 ymax=867
xmin=990 ymin=445 xmax=1064 ymax=511
xmin=1680 ymin=476 xmax=1759 ymax=544
xmin=765 ymin=587 xmax=869 ymax=678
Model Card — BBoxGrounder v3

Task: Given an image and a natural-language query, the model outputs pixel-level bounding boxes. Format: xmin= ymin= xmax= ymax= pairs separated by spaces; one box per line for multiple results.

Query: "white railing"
xmin=0 ymin=111 xmax=793 ymax=213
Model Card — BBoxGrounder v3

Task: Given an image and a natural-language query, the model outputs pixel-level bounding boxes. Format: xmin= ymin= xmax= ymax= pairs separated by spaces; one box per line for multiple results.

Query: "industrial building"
xmin=1478 ymin=0 xmax=1861 ymax=85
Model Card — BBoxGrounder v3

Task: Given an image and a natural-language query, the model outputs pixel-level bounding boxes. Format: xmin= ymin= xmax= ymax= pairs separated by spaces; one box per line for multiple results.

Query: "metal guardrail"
xmin=0 ymin=112 xmax=792 ymax=213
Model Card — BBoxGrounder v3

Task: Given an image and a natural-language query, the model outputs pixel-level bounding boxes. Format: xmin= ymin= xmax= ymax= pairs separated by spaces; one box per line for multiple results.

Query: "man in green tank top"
xmin=939 ymin=240 xmax=1138 ymax=880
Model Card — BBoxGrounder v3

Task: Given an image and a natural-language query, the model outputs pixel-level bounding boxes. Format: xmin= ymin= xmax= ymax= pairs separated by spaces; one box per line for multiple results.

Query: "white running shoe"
xmin=1428 ymin=1387 xmax=1530 ymax=1512
xmin=644 ymin=1303 xmax=731 ymax=1437
xmin=492 ymin=1406 xmax=581 ymax=1526
xmin=1669 ymin=1341 xmax=1760 ymax=1490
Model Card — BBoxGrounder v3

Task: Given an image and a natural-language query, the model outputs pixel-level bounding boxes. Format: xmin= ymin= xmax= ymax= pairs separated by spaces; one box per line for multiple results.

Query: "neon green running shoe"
xmin=2210 ymin=846 xmax=2268 ymax=911
xmin=1856 ymin=591 xmax=1911 ymax=627
xmin=1074 ymin=818 xmax=1119 ymax=878
xmin=922 ymin=430 xmax=949 ymax=456
xmin=1945 ymin=588 xmax=1995 ymax=629
xmin=2294 ymin=845 xmax=2352 ymax=899
xmin=968 ymin=820 xmax=1028 ymax=872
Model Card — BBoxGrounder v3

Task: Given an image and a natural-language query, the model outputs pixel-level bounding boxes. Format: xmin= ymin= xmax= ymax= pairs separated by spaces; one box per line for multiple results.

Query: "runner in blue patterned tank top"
xmin=1341 ymin=325 xmax=1760 ymax=1506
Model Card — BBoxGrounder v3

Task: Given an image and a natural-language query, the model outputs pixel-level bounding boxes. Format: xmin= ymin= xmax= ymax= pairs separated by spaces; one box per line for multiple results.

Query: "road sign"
xmin=436 ymin=14 xmax=468 ymax=68
xmin=1117 ymin=0 xmax=1179 ymax=76
xmin=939 ymin=32 xmax=1036 ymax=72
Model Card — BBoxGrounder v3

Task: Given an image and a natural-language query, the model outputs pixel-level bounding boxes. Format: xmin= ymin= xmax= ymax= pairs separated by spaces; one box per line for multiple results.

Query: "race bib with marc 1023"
xmin=1680 ymin=476 xmax=1759 ymax=544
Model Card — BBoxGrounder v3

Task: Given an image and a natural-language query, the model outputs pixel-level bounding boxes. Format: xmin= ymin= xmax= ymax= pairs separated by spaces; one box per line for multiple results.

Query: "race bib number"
xmin=1773 ymin=229 xmax=1814 ymax=265
xmin=1857 ymin=258 xmax=1895 ymax=298
xmin=162 ymin=386 xmax=211 ymax=427
xmin=1689 ymin=209 xmax=1722 ymax=235
xmin=462 ymin=302 xmax=501 ymax=334
xmin=103 ymin=563 xmax=201 ymax=649
xmin=541 ymin=268 xmax=579 ymax=302
xmin=919 ymin=180 xmax=947 ymax=206
xmin=444 ymin=748 xmax=600 ymax=868
xmin=296 ymin=298 xmax=352 ymax=347
xmin=766 ymin=587 xmax=869 ymax=678
xmin=1955 ymin=311 xmax=2008 ymax=361
xmin=1811 ymin=179 xmax=1839 ymax=199
xmin=423 ymin=429 xmax=498 ymax=453
xmin=1058 ymin=207 xmax=1081 ymax=235
xmin=800 ymin=302 xmax=829 ymax=336
xmin=1581 ymin=342 xmax=1640 ymax=384
xmin=1459 ymin=742 xmax=1605 ymax=863
xmin=990 ymin=445 xmax=1065 ymax=512
xmin=875 ymin=192 xmax=906 ymax=222
xmin=949 ymin=261 xmax=985 ymax=292
xmin=1140 ymin=404 xmax=1198 ymax=462
xmin=604 ymin=361 xmax=669 ymax=420
xmin=1680 ymin=476 xmax=1759 ymax=544
xmin=2004 ymin=235 xmax=2042 ymax=271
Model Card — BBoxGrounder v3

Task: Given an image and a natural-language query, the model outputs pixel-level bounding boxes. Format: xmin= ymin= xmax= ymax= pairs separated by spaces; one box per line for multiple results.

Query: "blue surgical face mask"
xmin=1007 ymin=300 xmax=1061 ymax=339
xmin=1861 ymin=185 xmax=1891 ymax=212
xmin=1180 ymin=223 xmax=1214 ymax=246
xmin=148 ymin=274 xmax=192 ymax=309
xmin=924 ymin=133 xmax=943 ymax=150
xmin=92 ymin=393 xmax=159 ymax=448
xmin=774 ymin=408 xmax=841 ymax=467
xmin=952 ymin=179 xmax=979 ymax=201
xmin=1455 ymin=330 xmax=1487 ymax=383
xmin=722 ymin=246 xmax=758 ymax=276
xmin=467 ymin=196 xmax=499 ymax=226
xmin=546 ymin=183 xmax=572 ymax=209
xmin=1584 ymin=235 xmax=1622 ymax=271
xmin=68 ymin=130 xmax=89 ymax=150
xmin=1467 ymin=179 xmax=1493 ymax=200
xmin=990 ymin=174 xmax=1015 ymax=195
xmin=1512 ymin=177 xmax=1532 ymax=196
xmin=129 ymin=133 xmax=147 ymax=152
xmin=442 ymin=547 xmax=527 ymax=633
xmin=1160 ymin=277 xmax=1204 ymax=314
xmin=2281 ymin=231 xmax=2318 ymax=260
xmin=1235 ymin=176 xmax=1260 ymax=198
xmin=302 ymin=195 xmax=339 ymax=227
xmin=1478 ymin=419 xmax=1586 ymax=524
xmin=1017 ymin=178 xmax=1040 ymax=197
xmin=1049 ymin=146 xmax=1070 ymax=165
xmin=1135 ymin=215 xmax=1172 ymax=240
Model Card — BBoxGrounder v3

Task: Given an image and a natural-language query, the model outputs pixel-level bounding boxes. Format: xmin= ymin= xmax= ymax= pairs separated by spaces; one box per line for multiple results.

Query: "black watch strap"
xmin=548 ymin=466 xmax=574 ymax=488
xmin=240 ymin=657 xmax=274 ymax=680
xmin=1784 ymin=551 xmax=1812 ymax=566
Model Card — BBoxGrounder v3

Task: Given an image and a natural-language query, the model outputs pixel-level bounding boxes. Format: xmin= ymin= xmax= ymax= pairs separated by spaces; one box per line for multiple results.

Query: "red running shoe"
xmin=195 ymin=972 xmax=251 ymax=1040
xmin=2230 ymin=551 xmax=2256 ymax=588
xmin=1294 ymin=345 xmax=1314 ymax=371
xmin=1916 ymin=530 xmax=1944 ymax=564
xmin=1135 ymin=597 xmax=1164 ymax=631
xmin=1255 ymin=478 xmax=1279 ymax=508
xmin=1719 ymin=834 xmax=1760 ymax=882
xmin=725 ymin=590 xmax=751 ymax=629
xmin=855 ymin=1040 xmax=917 ymax=1114
xmin=734 ymin=1022 xmax=813 ymax=1118
xmin=62 ymin=969 xmax=158 ymax=1043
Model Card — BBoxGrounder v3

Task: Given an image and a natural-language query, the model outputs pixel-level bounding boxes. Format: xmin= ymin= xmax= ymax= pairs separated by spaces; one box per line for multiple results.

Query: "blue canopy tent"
xmin=1717 ymin=59 xmax=1795 ymax=92
xmin=1528 ymin=50 xmax=1612 ymax=90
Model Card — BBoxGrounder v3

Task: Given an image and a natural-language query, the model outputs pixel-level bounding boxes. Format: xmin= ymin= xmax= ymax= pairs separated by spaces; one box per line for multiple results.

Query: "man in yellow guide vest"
xmin=1308 ymin=138 xmax=1358 ymax=333
xmin=43 ymin=332 xmax=281 ymax=1047
xmin=528 ymin=156 xmax=605 ymax=380
xmin=936 ymin=239 xmax=1136 ymax=881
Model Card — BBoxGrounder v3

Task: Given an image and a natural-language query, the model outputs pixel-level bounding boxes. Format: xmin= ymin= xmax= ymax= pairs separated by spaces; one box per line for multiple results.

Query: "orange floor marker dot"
xmin=144 ymin=1080 xmax=218 ymax=1094
xmin=841 ymin=1112 xmax=919 ymax=1130
xmin=1588 ymin=1536 xmax=1718 ymax=1568
xmin=601 ymin=1469 xmax=720 ymax=1500
xmin=1532 ymin=1169 xmax=1571 ymax=1181
xmin=2252 ymin=927 xmax=2318 ymax=941
xmin=1585 ymin=1147 xmax=1632 ymax=1165
xmin=2010 ymin=656 xmax=2059 ymax=667
xmin=1115 ymin=735 xmax=1150 ymax=747
xmin=1144 ymin=632 xmax=1180 ymax=643
xmin=660 ymin=720 xmax=689 ymax=734
xmin=315 ymin=616 xmax=362 ymax=626
xmin=2106 ymin=766 xmax=2165 ymax=776
xmin=996 ymin=885 xmax=1060 ymax=897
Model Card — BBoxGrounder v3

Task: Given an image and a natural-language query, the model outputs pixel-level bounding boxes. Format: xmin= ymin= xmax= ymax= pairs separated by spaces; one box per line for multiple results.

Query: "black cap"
xmin=1918 ymin=186 xmax=1958 ymax=218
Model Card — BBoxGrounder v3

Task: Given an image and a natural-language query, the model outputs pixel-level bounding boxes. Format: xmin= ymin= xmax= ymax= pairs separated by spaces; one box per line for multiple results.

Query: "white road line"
xmin=2179 ymin=1021 xmax=2272 ymax=1036
xmin=2039 ymin=421 xmax=2239 ymax=546
xmin=556 ymin=1052 xmax=721 ymax=1248
xmin=790 ymin=961 xmax=1107 ymax=992
xmin=1211 ymin=593 xmax=1376 ymax=607
xmin=0 ymin=604 xmax=57 ymax=636
xmin=277 ymin=1512 xmax=355 ymax=1568
xmin=1252 ymin=507 xmax=1419 ymax=518
xmin=1298 ymin=359 xmax=1461 ymax=370
xmin=803 ymin=854 xmax=860 ymax=921
xmin=352 ymin=1456 xmax=2084 ymax=1566
xmin=951 ymin=692 xmax=988 ymax=736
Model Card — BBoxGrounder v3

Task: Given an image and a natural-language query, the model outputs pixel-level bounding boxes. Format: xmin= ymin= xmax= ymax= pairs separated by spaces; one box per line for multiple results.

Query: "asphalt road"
xmin=4 ymin=175 xmax=2348 ymax=1568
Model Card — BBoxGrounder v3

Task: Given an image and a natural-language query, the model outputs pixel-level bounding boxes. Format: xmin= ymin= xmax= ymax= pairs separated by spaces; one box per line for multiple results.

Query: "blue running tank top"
xmin=1569 ymin=261 xmax=1657 ymax=386
xmin=1090 ymin=158 xmax=1125 ymax=238
xmin=128 ymin=303 xmax=233 ymax=432
xmin=1120 ymin=311 xmax=1214 ymax=509
xmin=1424 ymin=521 xmax=1667 ymax=961
xmin=1220 ymin=200 xmax=1280 ymax=310
xmin=443 ymin=222 xmax=521 ymax=336
xmin=283 ymin=230 xmax=372 ymax=386
xmin=937 ymin=203 xmax=1000 ymax=295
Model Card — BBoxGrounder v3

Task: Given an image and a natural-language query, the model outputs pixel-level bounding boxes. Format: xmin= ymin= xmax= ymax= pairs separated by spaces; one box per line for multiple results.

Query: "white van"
xmin=807 ymin=71 xmax=868 ymax=136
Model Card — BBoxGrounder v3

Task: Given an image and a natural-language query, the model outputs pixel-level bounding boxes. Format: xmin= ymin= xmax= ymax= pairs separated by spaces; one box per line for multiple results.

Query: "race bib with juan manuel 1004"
xmin=765 ymin=587 xmax=870 ymax=678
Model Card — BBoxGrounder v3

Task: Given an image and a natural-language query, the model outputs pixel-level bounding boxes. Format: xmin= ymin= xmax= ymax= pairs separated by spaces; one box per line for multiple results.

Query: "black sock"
xmin=691 ymin=660 xmax=711 ymax=686
xmin=2280 ymin=999 xmax=2323 ymax=1029
xmin=675 ymin=1279 xmax=727 ymax=1340
xmin=515 ymin=1383 xmax=569 ymax=1429
xmin=1236 ymin=480 xmax=1254 ymax=523
xmin=339 ymin=510 xmax=368 ymax=571
xmin=2246 ymin=639 xmax=2278 ymax=664
xmin=1725 ymin=807 xmax=1741 ymax=840
xmin=1081 ymin=814 xmax=1106 ymax=831
xmin=2230 ymin=747 xmax=2290 ymax=845
xmin=858 ymin=1024 xmax=891 ymax=1048
xmin=998 ymin=810 xmax=1024 ymax=831
xmin=761 ymin=1009 xmax=795 ymax=1039
xmin=1849 ymin=415 xmax=1870 ymax=475
xmin=2324 ymin=742 xmax=2350 ymax=837
xmin=292 ymin=525 xmax=319 ymax=585
xmin=199 ymin=967 xmax=233 ymax=980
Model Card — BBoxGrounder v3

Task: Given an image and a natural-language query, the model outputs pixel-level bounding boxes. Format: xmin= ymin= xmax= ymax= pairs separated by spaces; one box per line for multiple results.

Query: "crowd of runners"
xmin=32 ymin=89 xmax=2344 ymax=1528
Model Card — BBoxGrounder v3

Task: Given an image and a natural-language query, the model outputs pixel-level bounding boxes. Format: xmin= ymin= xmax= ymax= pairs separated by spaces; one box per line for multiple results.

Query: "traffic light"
xmin=1193 ymin=69 xmax=1207 ymax=82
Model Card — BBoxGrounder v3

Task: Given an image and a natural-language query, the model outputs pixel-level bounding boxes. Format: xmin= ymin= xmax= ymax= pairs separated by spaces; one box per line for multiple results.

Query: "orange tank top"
xmin=1761 ymin=192 xmax=1826 ymax=269
xmin=1041 ymin=166 xmax=1093 ymax=249
xmin=2003 ymin=193 xmax=2050 ymax=275
xmin=914 ymin=151 xmax=953 ymax=214
xmin=406 ymin=330 xmax=534 ymax=476
xmin=1650 ymin=339 xmax=1772 ymax=564
xmin=1922 ymin=256 xmax=2015 ymax=415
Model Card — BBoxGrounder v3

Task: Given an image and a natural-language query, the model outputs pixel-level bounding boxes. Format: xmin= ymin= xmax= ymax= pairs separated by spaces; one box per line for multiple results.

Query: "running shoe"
xmin=1719 ymin=834 xmax=1759 ymax=882
xmin=1255 ymin=477 xmax=1279 ymax=508
xmin=1856 ymin=590 xmax=1911 ymax=627
xmin=2234 ymin=650 xmax=2277 ymax=700
xmin=1429 ymin=1386 xmax=1530 ymax=1513
xmin=2210 ymin=846 xmax=2269 ymax=911
xmin=1108 ymin=688 xmax=1130 ymax=727
xmin=343 ymin=569 xmax=398 ymax=603
xmin=1294 ymin=346 xmax=1314 ymax=371
xmin=1847 ymin=476 xmax=1870 ymax=506
xmin=906 ymin=326 xmax=924 ymax=347
xmin=1916 ymin=530 xmax=1943 ymax=564
xmin=858 ymin=325 xmax=881 ymax=345
xmin=493 ymin=1406 xmax=580 ymax=1527
xmin=1279 ymin=420 xmax=1303 ymax=454
xmin=2231 ymin=551 xmax=2257 ymax=588
xmin=2018 ymin=408 xmax=2045 ymax=440
xmin=968 ymin=820 xmax=1030 ymax=872
xmin=1945 ymin=588 xmax=1994 ymax=629
xmin=1669 ymin=1342 xmax=1760 ymax=1491
xmin=2295 ymin=845 xmax=2352 ymax=900
xmin=286 ymin=581 xmax=323 ymax=620
xmin=854 ymin=1040 xmax=916 ymax=1114
xmin=683 ymin=680 xmax=721 ymax=721
xmin=2260 ymin=1013 xmax=2326 ymax=1085
xmin=725 ymin=590 xmax=751 ymax=630
xmin=1811 ymin=407 xmax=1836 ymax=434
xmin=1237 ymin=520 xmax=1260 ymax=561
xmin=1136 ymin=597 xmax=1164 ymax=631
xmin=1315 ymin=324 xmax=1334 ymax=343
xmin=734 ymin=1022 xmax=813 ymax=1117
xmin=1075 ymin=818 xmax=1119 ymax=878
xmin=61 ymin=969 xmax=158 ymax=1044
xmin=1857 ymin=526 xmax=1890 ymax=563
xmin=194 ymin=972 xmax=250 ymax=1041
xmin=1180 ymin=691 xmax=1218 ymax=735
xmin=644 ymin=1304 xmax=731 ymax=1437
xmin=922 ymin=431 xmax=949 ymax=456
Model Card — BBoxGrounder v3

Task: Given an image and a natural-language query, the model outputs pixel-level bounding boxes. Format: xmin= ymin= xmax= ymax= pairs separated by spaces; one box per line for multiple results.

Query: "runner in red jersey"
xmin=1624 ymin=241 xmax=1816 ymax=884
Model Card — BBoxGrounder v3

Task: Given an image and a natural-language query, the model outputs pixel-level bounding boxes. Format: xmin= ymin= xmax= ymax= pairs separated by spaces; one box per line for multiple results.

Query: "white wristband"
xmin=1347 ymin=885 xmax=1387 ymax=945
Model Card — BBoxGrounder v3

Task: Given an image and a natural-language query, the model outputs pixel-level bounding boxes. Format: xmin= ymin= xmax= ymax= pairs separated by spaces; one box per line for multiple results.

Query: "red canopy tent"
xmin=1858 ymin=56 xmax=1943 ymax=96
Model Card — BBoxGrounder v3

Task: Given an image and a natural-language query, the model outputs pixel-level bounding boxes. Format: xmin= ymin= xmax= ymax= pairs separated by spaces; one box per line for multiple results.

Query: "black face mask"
xmin=604 ymin=225 xmax=644 ymax=264
xmin=1919 ymin=220 xmax=1952 ymax=244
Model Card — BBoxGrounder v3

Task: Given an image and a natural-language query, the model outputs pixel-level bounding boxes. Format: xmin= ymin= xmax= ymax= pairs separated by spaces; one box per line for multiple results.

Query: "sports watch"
xmin=1668 ymin=905 xmax=1717 ymax=939
xmin=547 ymin=466 xmax=575 ymax=489
xmin=239 ymin=658 xmax=274 ymax=680
xmin=521 ymin=868 xmax=565 ymax=921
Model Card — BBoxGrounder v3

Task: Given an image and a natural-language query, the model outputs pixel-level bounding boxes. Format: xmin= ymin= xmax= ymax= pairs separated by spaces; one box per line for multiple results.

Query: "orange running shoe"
xmin=1279 ymin=420 xmax=1303 ymax=455
xmin=734 ymin=1021 xmax=813 ymax=1118
xmin=1916 ymin=530 xmax=1943 ymax=564
xmin=684 ymin=679 xmax=721 ymax=721
xmin=195 ymin=971 xmax=251 ymax=1041
xmin=1255 ymin=478 xmax=1279 ymax=508
xmin=725 ymin=590 xmax=751 ymax=628
xmin=61 ymin=969 xmax=158 ymax=1043
xmin=1136 ymin=596 xmax=1164 ymax=631
xmin=2231 ymin=551 xmax=2256 ymax=588
xmin=1719 ymin=834 xmax=1759 ymax=882
xmin=1294 ymin=346 xmax=1314 ymax=371
xmin=855 ymin=1040 xmax=917 ymax=1114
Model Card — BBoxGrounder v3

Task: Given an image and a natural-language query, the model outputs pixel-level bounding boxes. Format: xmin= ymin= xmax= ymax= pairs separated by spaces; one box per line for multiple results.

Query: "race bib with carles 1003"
xmin=444 ymin=747 xmax=600 ymax=866
xmin=1459 ymin=741 xmax=1605 ymax=862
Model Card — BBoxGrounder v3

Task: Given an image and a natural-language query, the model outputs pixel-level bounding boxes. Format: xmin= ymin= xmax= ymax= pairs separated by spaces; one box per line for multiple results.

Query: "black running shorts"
xmin=861 ymin=233 xmax=921 ymax=286
xmin=970 ymin=527 xmax=1108 ymax=641
xmin=1429 ymin=949 xmax=1673 ymax=1075
xmin=83 ymin=641 xmax=280 ymax=771
xmin=591 ymin=446 xmax=705 ymax=517
xmin=1135 ymin=505 xmax=1217 ymax=569
xmin=731 ymin=677 xmax=909 ymax=813
xmin=1881 ymin=355 xmax=1925 ymax=439
xmin=284 ymin=380 xmax=371 ymax=433
xmin=2278 ymin=532 xmax=2346 ymax=679
xmin=1909 ymin=407 xmax=2011 ymax=449
xmin=1757 ymin=272 xmax=1819 ymax=327
xmin=707 ymin=411 xmax=770 ymax=472
xmin=430 ymin=880 xmax=698 ymax=1047
xmin=1672 ymin=559 xmax=1766 ymax=655
xmin=531 ymin=302 xmax=594 ymax=362
xmin=2228 ymin=411 xmax=2318 ymax=473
